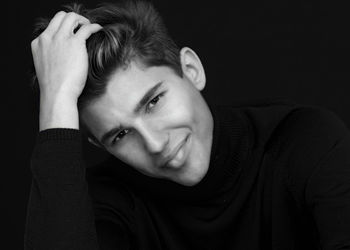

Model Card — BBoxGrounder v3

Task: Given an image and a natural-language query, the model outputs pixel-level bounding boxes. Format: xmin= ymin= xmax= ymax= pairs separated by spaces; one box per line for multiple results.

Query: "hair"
xmin=31 ymin=0 xmax=182 ymax=113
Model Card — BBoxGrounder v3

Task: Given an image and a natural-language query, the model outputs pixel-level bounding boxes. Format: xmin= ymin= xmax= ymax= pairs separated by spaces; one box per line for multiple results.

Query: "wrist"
xmin=39 ymin=95 xmax=80 ymax=131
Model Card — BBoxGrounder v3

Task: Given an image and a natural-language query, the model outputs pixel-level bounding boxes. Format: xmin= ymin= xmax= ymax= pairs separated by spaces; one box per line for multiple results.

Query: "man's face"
xmin=81 ymin=56 xmax=213 ymax=186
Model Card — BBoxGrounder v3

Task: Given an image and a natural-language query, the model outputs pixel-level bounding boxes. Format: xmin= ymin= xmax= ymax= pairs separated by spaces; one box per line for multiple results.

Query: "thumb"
xmin=76 ymin=23 xmax=103 ymax=40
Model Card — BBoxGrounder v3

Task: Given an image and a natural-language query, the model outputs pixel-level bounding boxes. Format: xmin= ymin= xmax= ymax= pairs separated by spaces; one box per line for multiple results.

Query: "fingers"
xmin=44 ymin=11 xmax=67 ymax=35
xmin=36 ymin=10 xmax=102 ymax=42
xmin=56 ymin=12 xmax=91 ymax=37
xmin=75 ymin=23 xmax=103 ymax=40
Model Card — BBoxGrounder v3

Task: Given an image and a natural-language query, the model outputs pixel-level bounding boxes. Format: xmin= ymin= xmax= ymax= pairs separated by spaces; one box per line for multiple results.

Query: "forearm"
xmin=26 ymin=10 xmax=107 ymax=249
xmin=24 ymin=129 xmax=100 ymax=250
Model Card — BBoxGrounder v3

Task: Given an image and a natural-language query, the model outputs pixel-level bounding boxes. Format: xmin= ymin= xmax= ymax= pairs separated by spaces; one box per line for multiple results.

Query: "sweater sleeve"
xmin=24 ymin=129 xmax=130 ymax=250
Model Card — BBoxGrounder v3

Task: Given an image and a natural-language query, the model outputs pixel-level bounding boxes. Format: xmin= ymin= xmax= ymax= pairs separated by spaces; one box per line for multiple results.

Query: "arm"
xmin=25 ymin=11 xmax=130 ymax=249
xmin=24 ymin=129 xmax=131 ymax=250
xmin=24 ymin=128 xmax=100 ymax=249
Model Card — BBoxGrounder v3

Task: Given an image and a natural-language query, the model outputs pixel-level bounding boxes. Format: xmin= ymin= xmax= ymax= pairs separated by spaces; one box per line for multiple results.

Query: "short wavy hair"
xmin=31 ymin=0 xmax=182 ymax=111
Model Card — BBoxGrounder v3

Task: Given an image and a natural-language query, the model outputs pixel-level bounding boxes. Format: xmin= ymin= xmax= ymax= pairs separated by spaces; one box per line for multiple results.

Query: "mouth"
xmin=161 ymin=134 xmax=190 ymax=169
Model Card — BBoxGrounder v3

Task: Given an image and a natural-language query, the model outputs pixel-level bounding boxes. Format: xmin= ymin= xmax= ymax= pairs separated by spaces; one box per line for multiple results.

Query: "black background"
xmin=4 ymin=0 xmax=350 ymax=248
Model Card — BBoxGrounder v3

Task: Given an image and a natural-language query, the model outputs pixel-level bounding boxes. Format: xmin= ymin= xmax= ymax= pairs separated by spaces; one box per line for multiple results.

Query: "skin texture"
xmin=31 ymin=11 xmax=102 ymax=131
xmin=31 ymin=10 xmax=213 ymax=187
xmin=81 ymin=48 xmax=214 ymax=186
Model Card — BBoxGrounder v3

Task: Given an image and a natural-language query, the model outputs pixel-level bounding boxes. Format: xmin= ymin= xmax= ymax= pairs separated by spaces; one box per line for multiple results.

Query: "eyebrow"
xmin=134 ymin=81 xmax=163 ymax=113
xmin=100 ymin=81 xmax=164 ymax=145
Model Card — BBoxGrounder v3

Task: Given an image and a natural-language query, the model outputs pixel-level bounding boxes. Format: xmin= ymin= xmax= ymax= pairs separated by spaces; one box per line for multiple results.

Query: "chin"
xmin=175 ymin=165 xmax=207 ymax=187
xmin=179 ymin=179 xmax=200 ymax=187
xmin=177 ymin=175 xmax=202 ymax=187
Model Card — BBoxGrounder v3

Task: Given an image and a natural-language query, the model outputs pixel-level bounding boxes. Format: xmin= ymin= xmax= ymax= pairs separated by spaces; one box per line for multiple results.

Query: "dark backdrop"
xmin=4 ymin=0 xmax=350 ymax=248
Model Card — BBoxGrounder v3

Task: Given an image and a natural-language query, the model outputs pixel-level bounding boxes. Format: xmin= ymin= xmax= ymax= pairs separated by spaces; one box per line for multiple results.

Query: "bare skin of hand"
xmin=31 ymin=11 xmax=102 ymax=131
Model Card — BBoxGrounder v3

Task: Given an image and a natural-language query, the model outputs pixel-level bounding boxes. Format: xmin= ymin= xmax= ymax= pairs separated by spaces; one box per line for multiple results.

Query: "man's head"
xmin=78 ymin=0 xmax=183 ymax=111
xmin=33 ymin=0 xmax=213 ymax=186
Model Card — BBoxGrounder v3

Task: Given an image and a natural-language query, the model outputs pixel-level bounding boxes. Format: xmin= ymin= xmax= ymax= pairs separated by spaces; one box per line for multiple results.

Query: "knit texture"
xmin=25 ymin=99 xmax=350 ymax=250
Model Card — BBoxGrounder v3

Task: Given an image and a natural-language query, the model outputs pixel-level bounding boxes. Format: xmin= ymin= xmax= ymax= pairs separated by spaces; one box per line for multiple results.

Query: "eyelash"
xmin=111 ymin=92 xmax=164 ymax=144
xmin=146 ymin=92 xmax=164 ymax=113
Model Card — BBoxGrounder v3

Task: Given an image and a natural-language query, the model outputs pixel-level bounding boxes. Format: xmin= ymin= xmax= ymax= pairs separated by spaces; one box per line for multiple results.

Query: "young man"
xmin=25 ymin=1 xmax=350 ymax=249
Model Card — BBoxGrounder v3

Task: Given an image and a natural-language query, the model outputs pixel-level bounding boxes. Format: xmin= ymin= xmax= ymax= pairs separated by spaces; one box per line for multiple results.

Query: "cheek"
xmin=167 ymin=103 xmax=193 ymax=125
xmin=164 ymin=92 xmax=196 ymax=125
xmin=107 ymin=139 xmax=152 ymax=170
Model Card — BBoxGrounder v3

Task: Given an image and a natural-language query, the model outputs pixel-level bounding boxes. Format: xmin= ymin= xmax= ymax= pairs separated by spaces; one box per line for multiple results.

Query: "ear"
xmin=88 ymin=136 xmax=103 ymax=148
xmin=180 ymin=47 xmax=206 ymax=91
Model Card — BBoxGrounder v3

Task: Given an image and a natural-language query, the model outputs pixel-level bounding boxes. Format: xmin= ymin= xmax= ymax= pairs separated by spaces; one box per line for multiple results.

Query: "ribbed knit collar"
xmin=109 ymin=103 xmax=251 ymax=204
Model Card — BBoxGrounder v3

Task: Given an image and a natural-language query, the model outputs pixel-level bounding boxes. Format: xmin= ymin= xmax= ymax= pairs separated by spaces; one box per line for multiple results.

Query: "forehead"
xmin=80 ymin=61 xmax=179 ymax=135
xmin=106 ymin=61 xmax=158 ymax=99
xmin=101 ymin=61 xmax=175 ymax=109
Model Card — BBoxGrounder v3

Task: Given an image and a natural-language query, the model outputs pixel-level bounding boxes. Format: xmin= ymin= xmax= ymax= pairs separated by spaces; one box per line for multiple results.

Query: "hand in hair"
xmin=30 ymin=11 xmax=102 ymax=131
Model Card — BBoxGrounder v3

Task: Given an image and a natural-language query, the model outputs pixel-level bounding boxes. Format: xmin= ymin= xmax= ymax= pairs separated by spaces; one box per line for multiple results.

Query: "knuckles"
xmin=30 ymin=10 xmax=97 ymax=53
xmin=33 ymin=10 xmax=91 ymax=45
xmin=65 ymin=11 xmax=78 ymax=20
xmin=35 ymin=32 xmax=52 ymax=47
xmin=65 ymin=11 xmax=89 ymax=23
xmin=55 ymin=10 xmax=67 ymax=17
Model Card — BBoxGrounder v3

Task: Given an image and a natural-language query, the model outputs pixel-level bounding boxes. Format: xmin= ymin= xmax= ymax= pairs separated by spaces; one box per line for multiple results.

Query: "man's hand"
xmin=31 ymin=11 xmax=102 ymax=131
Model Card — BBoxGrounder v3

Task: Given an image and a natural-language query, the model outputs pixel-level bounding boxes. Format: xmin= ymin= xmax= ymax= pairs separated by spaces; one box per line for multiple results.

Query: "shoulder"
xmin=287 ymin=105 xmax=348 ymax=136
xmin=267 ymin=103 xmax=350 ymax=168
xmin=232 ymin=98 xmax=313 ymax=148
xmin=229 ymin=98 xmax=349 ymax=152
xmin=273 ymin=105 xmax=349 ymax=152
xmin=268 ymin=105 xmax=350 ymax=204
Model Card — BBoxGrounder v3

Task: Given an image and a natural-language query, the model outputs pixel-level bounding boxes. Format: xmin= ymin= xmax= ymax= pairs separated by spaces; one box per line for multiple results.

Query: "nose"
xmin=136 ymin=122 xmax=169 ymax=154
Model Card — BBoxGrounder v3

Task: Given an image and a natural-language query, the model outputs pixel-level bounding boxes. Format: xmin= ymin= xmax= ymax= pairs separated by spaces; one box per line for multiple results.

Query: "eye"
xmin=112 ymin=129 xmax=130 ymax=144
xmin=146 ymin=93 xmax=164 ymax=112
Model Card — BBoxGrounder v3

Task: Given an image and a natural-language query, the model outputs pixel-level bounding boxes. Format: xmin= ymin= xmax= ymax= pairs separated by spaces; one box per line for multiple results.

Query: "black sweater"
xmin=24 ymin=99 xmax=350 ymax=250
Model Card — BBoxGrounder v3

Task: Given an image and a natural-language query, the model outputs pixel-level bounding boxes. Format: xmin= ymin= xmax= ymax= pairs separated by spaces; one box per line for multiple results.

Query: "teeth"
xmin=168 ymin=146 xmax=184 ymax=168
xmin=163 ymin=135 xmax=190 ymax=169
xmin=175 ymin=147 xmax=184 ymax=161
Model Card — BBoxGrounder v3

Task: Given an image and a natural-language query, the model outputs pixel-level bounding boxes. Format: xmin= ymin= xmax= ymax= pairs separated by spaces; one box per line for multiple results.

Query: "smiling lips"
xmin=161 ymin=134 xmax=190 ymax=169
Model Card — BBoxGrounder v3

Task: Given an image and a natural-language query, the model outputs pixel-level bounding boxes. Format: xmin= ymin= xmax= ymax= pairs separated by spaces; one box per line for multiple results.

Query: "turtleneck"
xmin=29 ymin=98 xmax=348 ymax=250
xmin=106 ymin=104 xmax=251 ymax=204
